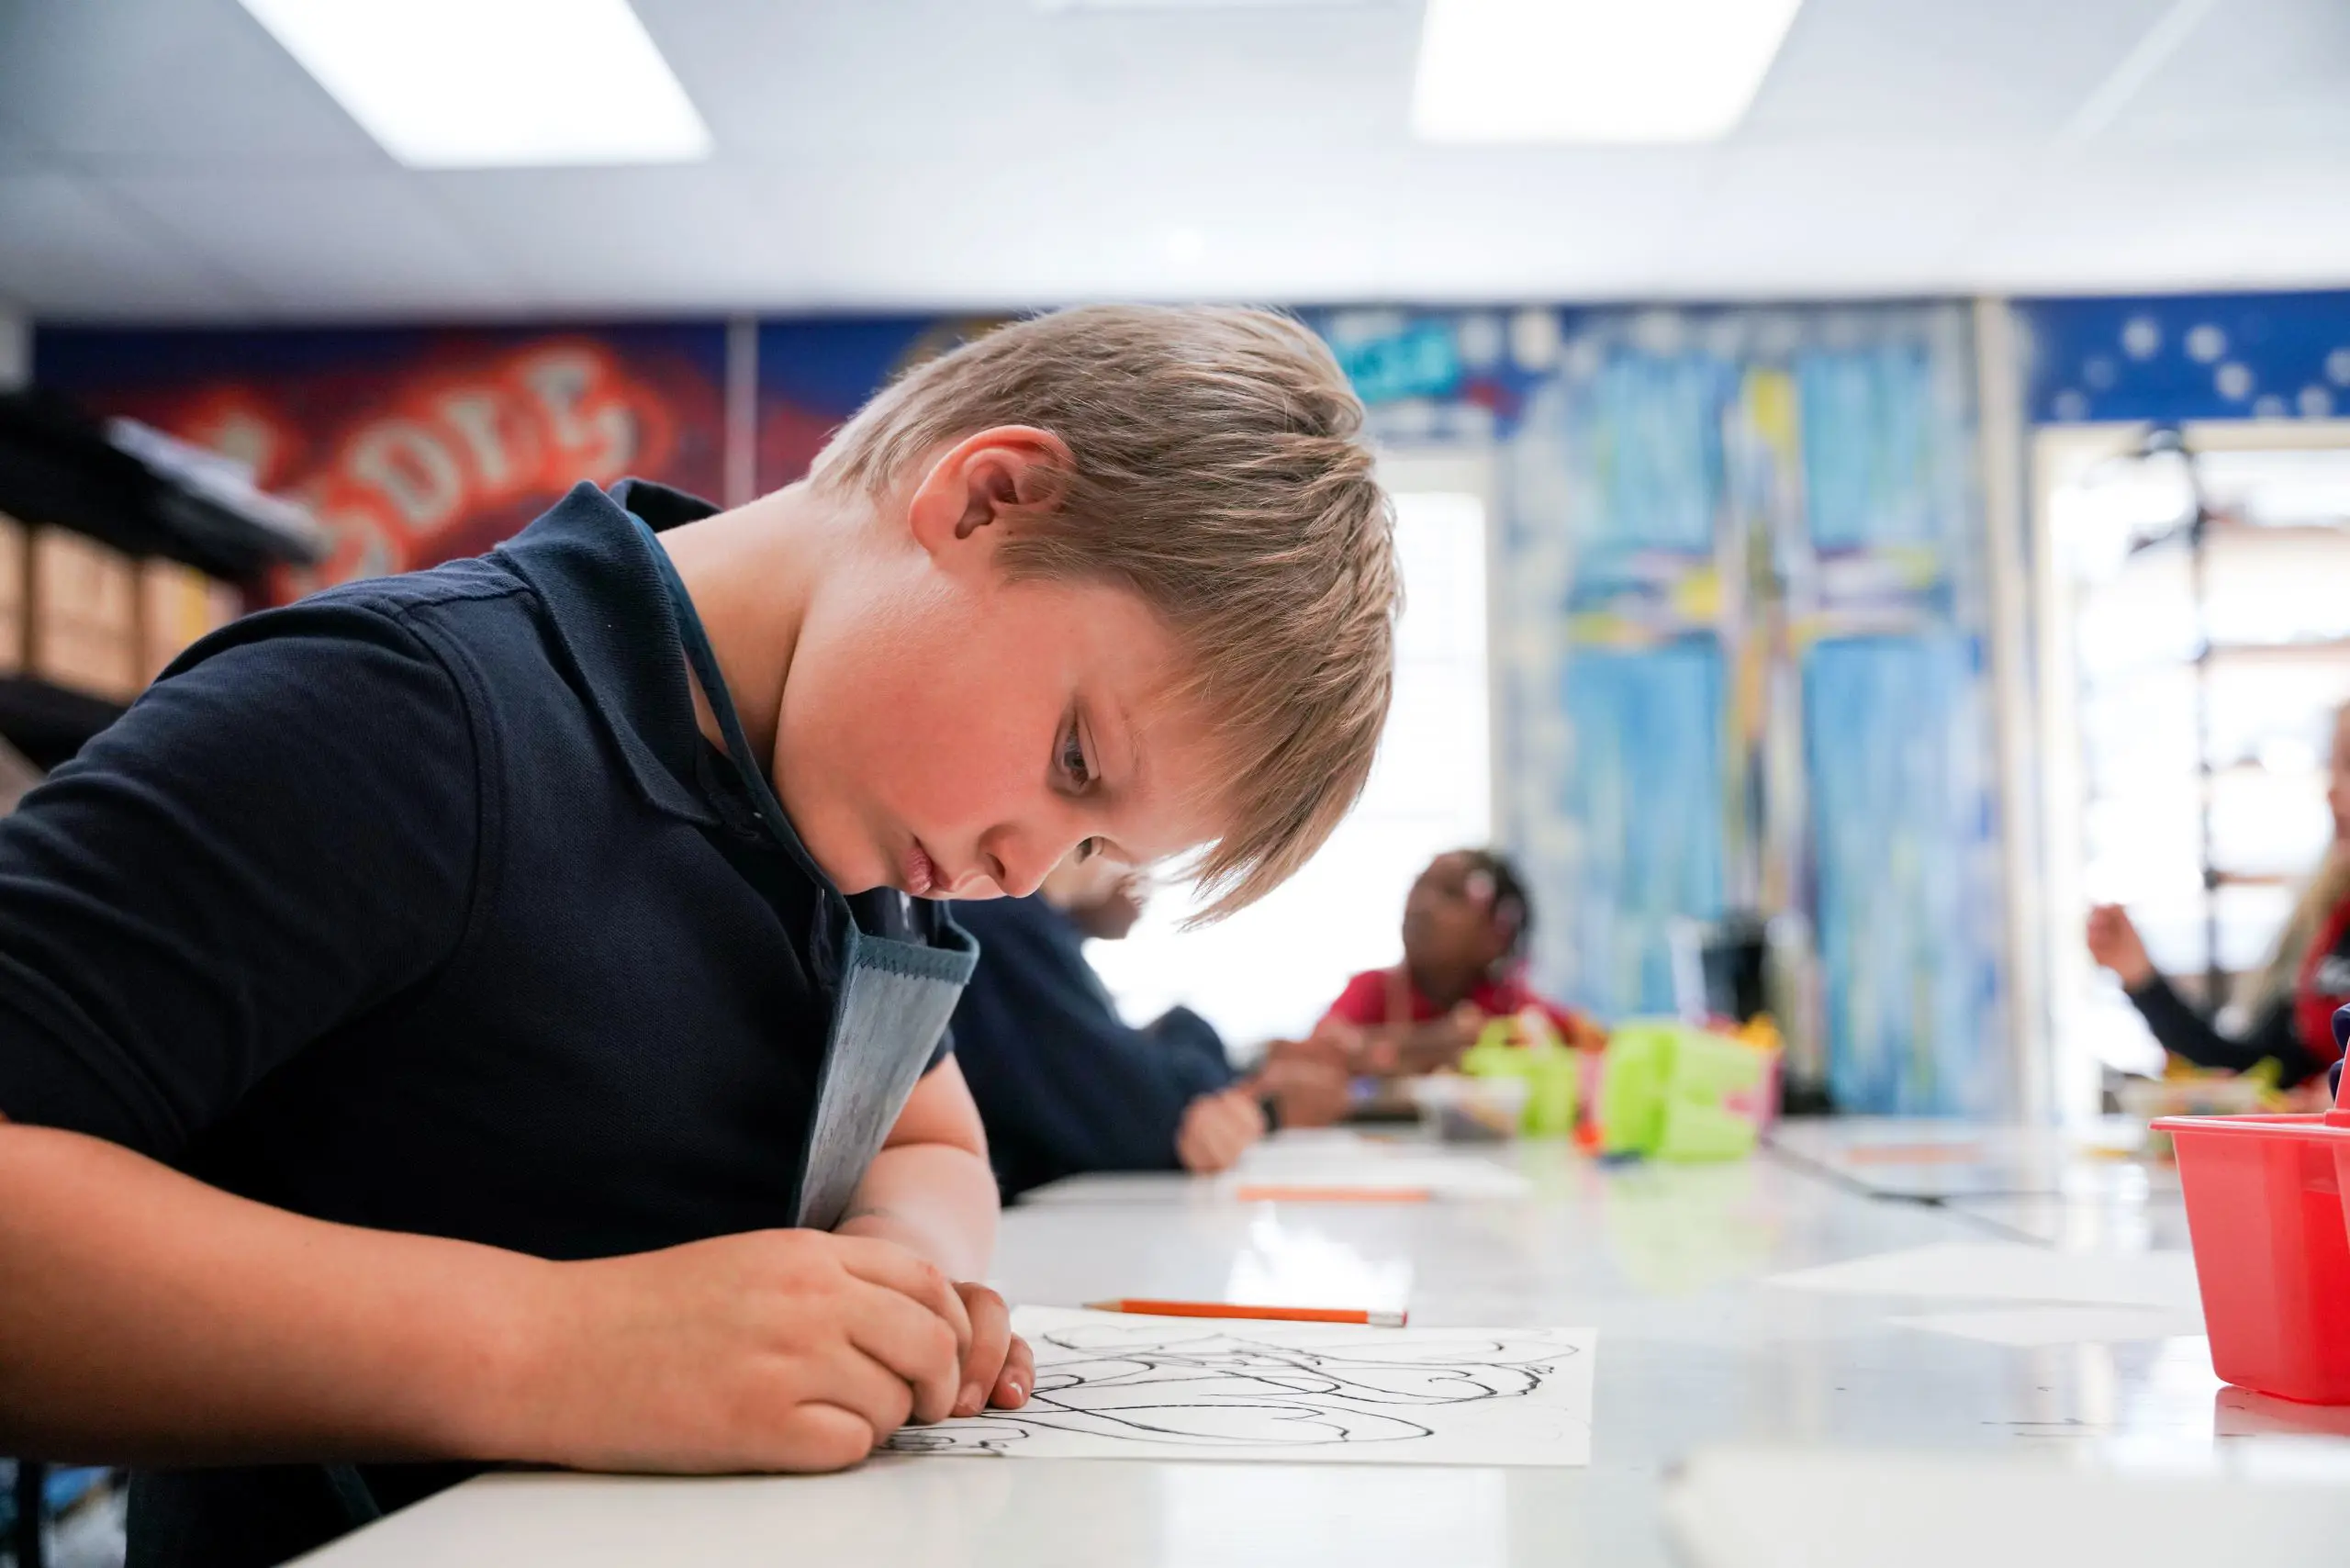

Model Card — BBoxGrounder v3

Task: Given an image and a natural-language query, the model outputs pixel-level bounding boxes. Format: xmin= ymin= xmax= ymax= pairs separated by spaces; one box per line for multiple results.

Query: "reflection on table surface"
xmin=297 ymin=1126 xmax=2347 ymax=1568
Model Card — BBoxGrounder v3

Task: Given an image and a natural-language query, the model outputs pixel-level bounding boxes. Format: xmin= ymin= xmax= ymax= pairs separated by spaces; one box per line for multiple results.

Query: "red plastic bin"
xmin=2154 ymin=1089 xmax=2350 ymax=1406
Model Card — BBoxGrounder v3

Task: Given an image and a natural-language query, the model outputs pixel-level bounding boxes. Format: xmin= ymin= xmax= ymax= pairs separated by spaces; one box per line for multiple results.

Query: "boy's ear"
xmin=904 ymin=425 xmax=1074 ymax=561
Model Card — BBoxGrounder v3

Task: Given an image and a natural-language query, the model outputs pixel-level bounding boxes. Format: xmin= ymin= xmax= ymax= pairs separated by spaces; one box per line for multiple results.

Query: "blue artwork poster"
xmin=1460 ymin=303 xmax=1996 ymax=1112
xmin=1805 ymin=635 xmax=1999 ymax=1114
xmin=1557 ymin=644 xmax=1728 ymax=1017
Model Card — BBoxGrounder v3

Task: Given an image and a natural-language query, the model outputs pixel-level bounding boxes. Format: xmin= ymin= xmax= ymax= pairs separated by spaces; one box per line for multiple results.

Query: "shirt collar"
xmin=492 ymin=477 xmax=723 ymax=828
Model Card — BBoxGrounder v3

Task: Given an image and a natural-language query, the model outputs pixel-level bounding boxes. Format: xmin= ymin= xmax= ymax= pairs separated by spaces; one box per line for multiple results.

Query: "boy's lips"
xmin=902 ymin=837 xmax=940 ymax=897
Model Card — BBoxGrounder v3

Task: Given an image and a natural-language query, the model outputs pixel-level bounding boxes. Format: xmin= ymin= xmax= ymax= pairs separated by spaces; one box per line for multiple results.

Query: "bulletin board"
xmin=35 ymin=322 xmax=730 ymax=596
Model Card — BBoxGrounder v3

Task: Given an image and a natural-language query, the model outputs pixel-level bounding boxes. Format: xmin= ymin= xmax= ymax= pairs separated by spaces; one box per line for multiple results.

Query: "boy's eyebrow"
xmin=1107 ymin=692 xmax=1147 ymax=798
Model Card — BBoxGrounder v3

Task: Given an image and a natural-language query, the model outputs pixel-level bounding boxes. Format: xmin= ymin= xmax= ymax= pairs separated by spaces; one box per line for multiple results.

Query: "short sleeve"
xmin=1318 ymin=969 xmax=1390 ymax=1031
xmin=0 ymin=602 xmax=480 ymax=1157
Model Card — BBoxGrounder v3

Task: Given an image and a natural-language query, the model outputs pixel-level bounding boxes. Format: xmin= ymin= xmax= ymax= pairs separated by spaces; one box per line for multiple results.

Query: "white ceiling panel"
xmin=102 ymin=173 xmax=525 ymax=317
xmin=642 ymin=0 xmax=1421 ymax=158
xmin=0 ymin=0 xmax=2344 ymax=319
xmin=0 ymin=103 xmax=46 ymax=162
xmin=420 ymin=163 xmax=808 ymax=311
xmin=0 ymin=0 xmax=384 ymax=169
xmin=1960 ymin=144 xmax=2350 ymax=294
xmin=1360 ymin=151 xmax=1716 ymax=300
xmin=0 ymin=173 xmax=254 ymax=317
xmin=2107 ymin=0 xmax=2350 ymax=146
xmin=1740 ymin=0 xmax=2181 ymax=142
xmin=1656 ymin=145 xmax=2028 ymax=297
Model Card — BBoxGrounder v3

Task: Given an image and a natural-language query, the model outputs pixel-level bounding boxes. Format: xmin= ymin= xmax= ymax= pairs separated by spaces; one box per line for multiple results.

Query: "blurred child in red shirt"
xmin=1309 ymin=848 xmax=1602 ymax=1076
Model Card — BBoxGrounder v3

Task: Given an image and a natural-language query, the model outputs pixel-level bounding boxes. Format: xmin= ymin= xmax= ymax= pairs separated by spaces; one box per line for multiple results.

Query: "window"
xmin=2040 ymin=424 xmax=2350 ymax=1112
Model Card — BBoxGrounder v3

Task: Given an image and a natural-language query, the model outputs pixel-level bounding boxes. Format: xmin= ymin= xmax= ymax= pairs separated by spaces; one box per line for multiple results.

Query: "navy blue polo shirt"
xmin=0 ymin=479 xmax=959 ymax=1567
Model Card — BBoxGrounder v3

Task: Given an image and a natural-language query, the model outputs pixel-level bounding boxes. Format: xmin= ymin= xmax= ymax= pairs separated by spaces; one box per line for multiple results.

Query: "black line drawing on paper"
xmin=881 ymin=1317 xmax=1584 ymax=1459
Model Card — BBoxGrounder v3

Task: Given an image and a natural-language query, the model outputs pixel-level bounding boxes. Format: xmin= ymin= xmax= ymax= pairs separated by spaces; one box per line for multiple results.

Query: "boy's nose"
xmin=980 ymin=834 xmax=1052 ymax=900
xmin=993 ymin=857 xmax=1048 ymax=900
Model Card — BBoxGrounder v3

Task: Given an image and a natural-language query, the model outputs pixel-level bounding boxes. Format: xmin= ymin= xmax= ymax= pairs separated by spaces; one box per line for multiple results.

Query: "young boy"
xmin=0 ymin=306 xmax=1397 ymax=1567
xmin=951 ymin=857 xmax=1350 ymax=1198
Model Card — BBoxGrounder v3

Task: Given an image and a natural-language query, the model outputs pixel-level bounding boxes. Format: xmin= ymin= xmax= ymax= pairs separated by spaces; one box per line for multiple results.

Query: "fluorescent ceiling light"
xmin=1035 ymin=1 xmax=1364 ymax=9
xmin=1413 ymin=0 xmax=1805 ymax=144
xmin=239 ymin=0 xmax=711 ymax=168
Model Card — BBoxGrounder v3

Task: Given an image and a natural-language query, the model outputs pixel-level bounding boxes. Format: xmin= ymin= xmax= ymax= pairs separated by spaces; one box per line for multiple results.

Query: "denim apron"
xmin=631 ymin=514 xmax=979 ymax=1230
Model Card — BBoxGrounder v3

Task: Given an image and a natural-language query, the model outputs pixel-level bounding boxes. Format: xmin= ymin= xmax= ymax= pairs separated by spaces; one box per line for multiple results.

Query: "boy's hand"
xmin=1177 ymin=1087 xmax=1268 ymax=1173
xmin=950 ymin=1282 xmax=1034 ymax=1417
xmin=519 ymin=1228 xmax=974 ymax=1473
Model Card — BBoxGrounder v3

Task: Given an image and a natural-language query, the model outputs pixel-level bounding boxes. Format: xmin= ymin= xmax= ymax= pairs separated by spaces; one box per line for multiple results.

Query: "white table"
xmin=294 ymin=1128 xmax=2350 ymax=1567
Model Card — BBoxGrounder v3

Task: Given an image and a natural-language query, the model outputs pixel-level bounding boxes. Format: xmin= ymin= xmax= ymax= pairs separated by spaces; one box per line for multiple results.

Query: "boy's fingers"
xmin=843 ymin=1282 xmax=964 ymax=1426
xmin=811 ymin=1343 xmax=917 ymax=1440
xmin=992 ymin=1333 xmax=1035 ymax=1408
xmin=834 ymin=1236 xmax=973 ymax=1354
xmin=955 ymin=1284 xmax=1013 ymax=1417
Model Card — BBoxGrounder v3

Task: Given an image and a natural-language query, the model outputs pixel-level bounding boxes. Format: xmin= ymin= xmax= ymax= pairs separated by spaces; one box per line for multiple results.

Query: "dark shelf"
xmin=0 ymin=676 xmax=128 ymax=771
xmin=0 ymin=389 xmax=325 ymax=584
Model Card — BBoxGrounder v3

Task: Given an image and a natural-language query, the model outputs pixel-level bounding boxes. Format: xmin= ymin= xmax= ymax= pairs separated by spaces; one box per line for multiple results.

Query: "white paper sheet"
xmin=1887 ymin=1305 xmax=2206 ymax=1346
xmin=881 ymin=1306 xmax=1595 ymax=1467
xmin=1764 ymin=1243 xmax=2201 ymax=1311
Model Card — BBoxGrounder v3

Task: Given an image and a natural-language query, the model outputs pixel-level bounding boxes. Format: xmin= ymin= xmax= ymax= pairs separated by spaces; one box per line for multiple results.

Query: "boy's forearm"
xmin=0 ymin=1122 xmax=544 ymax=1465
xmin=834 ymin=1141 xmax=999 ymax=1282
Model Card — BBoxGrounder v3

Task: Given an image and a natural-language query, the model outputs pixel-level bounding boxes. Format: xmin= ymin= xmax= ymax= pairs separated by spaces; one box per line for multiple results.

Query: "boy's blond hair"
xmin=812 ymin=305 xmax=1397 ymax=920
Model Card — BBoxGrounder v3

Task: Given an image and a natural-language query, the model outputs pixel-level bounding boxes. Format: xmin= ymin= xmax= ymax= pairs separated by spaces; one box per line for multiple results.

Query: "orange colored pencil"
xmin=1083 ymin=1298 xmax=1409 ymax=1327
xmin=1229 ymin=1183 xmax=1432 ymax=1204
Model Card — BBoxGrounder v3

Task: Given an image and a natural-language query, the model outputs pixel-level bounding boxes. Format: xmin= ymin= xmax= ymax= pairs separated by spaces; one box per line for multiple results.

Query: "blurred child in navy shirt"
xmin=953 ymin=857 xmax=1348 ymax=1197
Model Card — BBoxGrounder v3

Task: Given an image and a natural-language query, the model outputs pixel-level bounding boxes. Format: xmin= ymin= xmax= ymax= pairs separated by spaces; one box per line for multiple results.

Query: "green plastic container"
xmin=1597 ymin=1021 xmax=1678 ymax=1156
xmin=1461 ymin=1024 xmax=1580 ymax=1137
xmin=1657 ymin=1030 xmax=1769 ymax=1161
xmin=1596 ymin=1020 xmax=1772 ymax=1161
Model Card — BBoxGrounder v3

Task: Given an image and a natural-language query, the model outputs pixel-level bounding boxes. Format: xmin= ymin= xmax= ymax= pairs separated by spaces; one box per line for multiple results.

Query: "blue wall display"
xmin=2020 ymin=289 xmax=2350 ymax=425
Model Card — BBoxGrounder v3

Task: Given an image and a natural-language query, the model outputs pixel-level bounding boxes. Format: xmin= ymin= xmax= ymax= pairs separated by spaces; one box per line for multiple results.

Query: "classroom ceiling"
xmin=0 ymin=0 xmax=2345 ymax=322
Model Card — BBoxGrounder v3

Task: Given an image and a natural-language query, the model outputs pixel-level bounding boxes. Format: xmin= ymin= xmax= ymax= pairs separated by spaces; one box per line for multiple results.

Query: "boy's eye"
xmin=1060 ymin=722 xmax=1093 ymax=790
